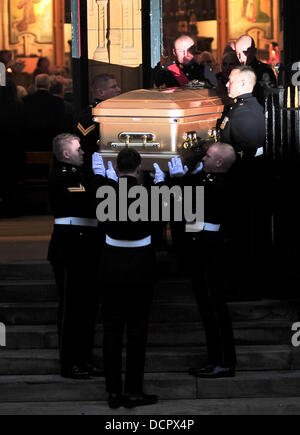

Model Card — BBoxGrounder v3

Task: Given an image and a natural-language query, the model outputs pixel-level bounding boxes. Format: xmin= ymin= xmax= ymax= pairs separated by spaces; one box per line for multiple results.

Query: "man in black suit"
xmin=23 ymin=74 xmax=65 ymax=151
xmin=235 ymin=35 xmax=277 ymax=107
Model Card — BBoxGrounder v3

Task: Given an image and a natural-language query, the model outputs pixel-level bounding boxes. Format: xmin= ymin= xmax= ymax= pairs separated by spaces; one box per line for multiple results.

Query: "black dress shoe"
xmin=122 ymin=393 xmax=158 ymax=408
xmin=82 ymin=363 xmax=104 ymax=377
xmin=189 ymin=365 xmax=215 ymax=376
xmin=194 ymin=365 xmax=235 ymax=378
xmin=61 ymin=364 xmax=91 ymax=379
xmin=108 ymin=393 xmax=123 ymax=409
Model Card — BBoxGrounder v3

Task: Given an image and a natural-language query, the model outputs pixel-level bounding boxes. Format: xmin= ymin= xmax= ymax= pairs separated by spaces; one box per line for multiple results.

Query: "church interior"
xmin=0 ymin=0 xmax=284 ymax=99
xmin=1 ymin=1 xmax=300 ymax=416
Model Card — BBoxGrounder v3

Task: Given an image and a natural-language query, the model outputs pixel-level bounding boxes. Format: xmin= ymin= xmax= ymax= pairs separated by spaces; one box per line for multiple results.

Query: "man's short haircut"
xmin=231 ymin=65 xmax=257 ymax=86
xmin=35 ymin=74 xmax=50 ymax=90
xmin=117 ymin=148 xmax=141 ymax=173
xmin=53 ymin=133 xmax=80 ymax=161
xmin=222 ymin=51 xmax=240 ymax=66
xmin=236 ymin=35 xmax=256 ymax=50
xmin=211 ymin=142 xmax=236 ymax=171
xmin=173 ymin=33 xmax=194 ymax=49
xmin=37 ymin=56 xmax=49 ymax=67
xmin=0 ymin=50 xmax=12 ymax=65
xmin=92 ymin=73 xmax=116 ymax=93
xmin=49 ymin=76 xmax=63 ymax=95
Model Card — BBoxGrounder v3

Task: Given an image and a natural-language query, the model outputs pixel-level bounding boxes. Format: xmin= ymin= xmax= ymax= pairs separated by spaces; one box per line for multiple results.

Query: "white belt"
xmin=255 ymin=146 xmax=264 ymax=157
xmin=105 ymin=235 xmax=151 ymax=248
xmin=185 ymin=221 xmax=220 ymax=233
xmin=54 ymin=217 xmax=98 ymax=227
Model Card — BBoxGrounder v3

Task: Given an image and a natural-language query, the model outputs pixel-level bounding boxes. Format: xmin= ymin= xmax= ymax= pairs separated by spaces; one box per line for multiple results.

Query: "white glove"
xmin=191 ymin=161 xmax=204 ymax=174
xmin=106 ymin=161 xmax=118 ymax=182
xmin=168 ymin=157 xmax=188 ymax=177
xmin=152 ymin=163 xmax=165 ymax=184
xmin=92 ymin=153 xmax=106 ymax=176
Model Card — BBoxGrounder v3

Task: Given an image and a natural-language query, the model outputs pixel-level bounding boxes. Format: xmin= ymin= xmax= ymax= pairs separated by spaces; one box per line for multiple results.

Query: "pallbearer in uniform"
xmin=220 ymin=65 xmax=270 ymax=298
xmin=221 ymin=65 xmax=265 ymax=158
xmin=75 ymin=74 xmax=121 ymax=176
xmin=92 ymin=149 xmax=158 ymax=409
xmin=48 ymin=133 xmax=103 ymax=379
xmin=154 ymin=145 xmax=237 ymax=378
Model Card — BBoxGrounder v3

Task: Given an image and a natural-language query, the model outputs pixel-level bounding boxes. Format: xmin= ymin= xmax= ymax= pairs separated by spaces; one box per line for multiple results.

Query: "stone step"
xmin=0 ymin=279 xmax=194 ymax=303
xmin=0 ymin=279 xmax=297 ymax=310
xmin=1 ymin=370 xmax=300 ymax=402
xmin=3 ymin=320 xmax=294 ymax=349
xmin=0 ymin=281 xmax=57 ymax=302
xmin=1 ymin=397 xmax=300 ymax=415
xmin=0 ymin=252 xmax=180 ymax=281
xmin=0 ymin=262 xmax=53 ymax=281
xmin=1 ymin=277 xmax=297 ymax=306
xmin=0 ymin=345 xmax=298 ymax=376
xmin=0 ymin=299 xmax=298 ymax=325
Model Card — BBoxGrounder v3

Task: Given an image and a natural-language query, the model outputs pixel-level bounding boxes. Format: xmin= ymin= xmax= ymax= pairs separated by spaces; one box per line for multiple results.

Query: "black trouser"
xmin=188 ymin=231 xmax=237 ymax=368
xmin=226 ymin=157 xmax=273 ymax=295
xmin=51 ymin=261 xmax=100 ymax=369
xmin=102 ymin=284 xmax=154 ymax=394
xmin=100 ymin=244 xmax=156 ymax=394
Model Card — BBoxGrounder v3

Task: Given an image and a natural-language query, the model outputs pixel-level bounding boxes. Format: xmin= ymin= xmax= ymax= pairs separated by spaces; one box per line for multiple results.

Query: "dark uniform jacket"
xmin=48 ymin=161 xmax=99 ymax=264
xmin=75 ymin=100 xmax=102 ymax=178
xmin=94 ymin=174 xmax=154 ymax=241
xmin=219 ymin=93 xmax=265 ymax=160
xmin=93 ymin=174 xmax=157 ymax=287
xmin=171 ymin=170 xmax=229 ymax=228
xmin=249 ymin=57 xmax=277 ymax=107
xmin=153 ymin=60 xmax=217 ymax=88
xmin=75 ymin=101 xmax=101 ymax=155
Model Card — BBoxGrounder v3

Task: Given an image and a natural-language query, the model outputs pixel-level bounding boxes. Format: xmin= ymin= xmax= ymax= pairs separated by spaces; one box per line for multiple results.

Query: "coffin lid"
xmin=93 ymin=88 xmax=223 ymax=114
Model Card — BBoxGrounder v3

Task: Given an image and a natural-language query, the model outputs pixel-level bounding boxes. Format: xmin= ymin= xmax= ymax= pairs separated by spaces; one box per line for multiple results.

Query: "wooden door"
xmin=53 ymin=0 xmax=65 ymax=67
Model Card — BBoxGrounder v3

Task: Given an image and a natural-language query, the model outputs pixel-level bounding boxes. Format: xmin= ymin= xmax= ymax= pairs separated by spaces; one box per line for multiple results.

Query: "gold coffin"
xmin=92 ymin=87 xmax=224 ymax=170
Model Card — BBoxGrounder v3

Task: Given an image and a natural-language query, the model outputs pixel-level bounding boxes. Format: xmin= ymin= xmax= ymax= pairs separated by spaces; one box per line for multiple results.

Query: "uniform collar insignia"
xmin=205 ymin=172 xmax=215 ymax=182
